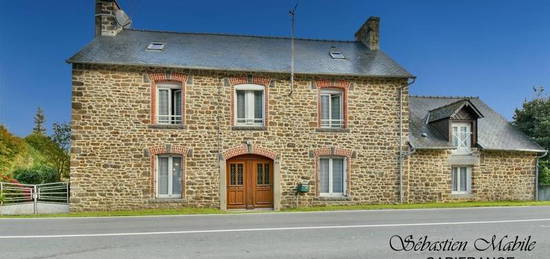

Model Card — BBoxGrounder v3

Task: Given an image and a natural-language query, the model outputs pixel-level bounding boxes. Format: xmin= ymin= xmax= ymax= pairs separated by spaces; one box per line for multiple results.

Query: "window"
xmin=257 ymin=163 xmax=270 ymax=185
xmin=320 ymin=89 xmax=343 ymax=128
xmin=319 ymin=157 xmax=346 ymax=197
xmin=452 ymin=122 xmax=471 ymax=153
xmin=452 ymin=166 xmax=471 ymax=194
xmin=147 ymin=42 xmax=165 ymax=51
xmin=229 ymin=163 xmax=244 ymax=186
xmin=329 ymin=47 xmax=345 ymax=59
xmin=156 ymin=83 xmax=182 ymax=124
xmin=234 ymin=84 xmax=264 ymax=126
xmin=157 ymin=155 xmax=182 ymax=198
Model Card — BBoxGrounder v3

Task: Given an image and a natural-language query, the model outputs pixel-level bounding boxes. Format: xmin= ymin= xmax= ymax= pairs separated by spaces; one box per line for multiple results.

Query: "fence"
xmin=539 ymin=185 xmax=550 ymax=201
xmin=0 ymin=182 xmax=69 ymax=214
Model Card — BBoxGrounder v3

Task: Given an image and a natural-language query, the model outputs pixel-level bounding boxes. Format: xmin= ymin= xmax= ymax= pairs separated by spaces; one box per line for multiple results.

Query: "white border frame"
xmin=451 ymin=122 xmax=472 ymax=154
xmin=233 ymin=84 xmax=265 ymax=127
xmin=319 ymin=88 xmax=344 ymax=128
xmin=319 ymin=157 xmax=347 ymax=197
xmin=156 ymin=82 xmax=182 ymax=125
xmin=451 ymin=166 xmax=471 ymax=195
xmin=156 ymin=155 xmax=183 ymax=199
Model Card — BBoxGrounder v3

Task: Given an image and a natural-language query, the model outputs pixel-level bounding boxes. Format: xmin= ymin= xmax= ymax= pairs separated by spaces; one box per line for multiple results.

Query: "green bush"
xmin=40 ymin=166 xmax=60 ymax=183
xmin=13 ymin=168 xmax=42 ymax=184
xmin=540 ymin=161 xmax=550 ymax=186
xmin=13 ymin=165 xmax=60 ymax=184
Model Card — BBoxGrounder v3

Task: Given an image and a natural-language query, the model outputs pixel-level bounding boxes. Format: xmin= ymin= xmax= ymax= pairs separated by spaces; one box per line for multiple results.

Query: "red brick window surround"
xmin=149 ymin=72 xmax=188 ymax=125
xmin=147 ymin=145 xmax=188 ymax=198
xmin=227 ymin=76 xmax=271 ymax=128
xmin=316 ymin=80 xmax=351 ymax=129
xmin=312 ymin=147 xmax=354 ymax=197
xmin=222 ymin=144 xmax=277 ymax=160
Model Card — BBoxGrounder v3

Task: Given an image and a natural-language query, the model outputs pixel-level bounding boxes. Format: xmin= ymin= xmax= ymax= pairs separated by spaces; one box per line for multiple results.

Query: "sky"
xmin=0 ymin=0 xmax=549 ymax=137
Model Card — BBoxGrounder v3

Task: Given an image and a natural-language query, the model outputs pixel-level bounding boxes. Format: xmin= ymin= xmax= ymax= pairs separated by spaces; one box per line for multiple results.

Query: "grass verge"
xmin=1 ymin=200 xmax=549 ymax=218
xmin=281 ymin=200 xmax=550 ymax=212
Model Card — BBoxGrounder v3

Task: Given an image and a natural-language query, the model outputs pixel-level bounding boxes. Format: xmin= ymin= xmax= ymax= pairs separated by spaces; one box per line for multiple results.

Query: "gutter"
xmin=399 ymin=77 xmax=416 ymax=203
xmin=535 ymin=150 xmax=548 ymax=201
xmin=65 ymin=61 xmax=413 ymax=79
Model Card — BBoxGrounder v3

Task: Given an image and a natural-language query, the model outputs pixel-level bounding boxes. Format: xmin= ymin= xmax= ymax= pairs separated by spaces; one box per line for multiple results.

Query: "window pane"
xmin=236 ymin=90 xmax=245 ymax=120
xmin=257 ymin=163 xmax=263 ymax=185
xmin=321 ymin=95 xmax=330 ymax=120
xmin=320 ymin=159 xmax=330 ymax=193
xmin=452 ymin=167 xmax=458 ymax=192
xmin=332 ymin=158 xmax=344 ymax=193
xmin=254 ymin=91 xmax=263 ymax=120
xmin=173 ymin=90 xmax=182 ymax=115
xmin=172 ymin=157 xmax=182 ymax=195
xmin=237 ymin=164 xmax=243 ymax=185
xmin=158 ymin=89 xmax=169 ymax=116
xmin=230 ymin=164 xmax=236 ymax=185
xmin=264 ymin=164 xmax=270 ymax=185
xmin=331 ymin=94 xmax=341 ymax=120
xmin=460 ymin=167 xmax=468 ymax=191
xmin=158 ymin=157 xmax=169 ymax=195
xmin=452 ymin=127 xmax=458 ymax=147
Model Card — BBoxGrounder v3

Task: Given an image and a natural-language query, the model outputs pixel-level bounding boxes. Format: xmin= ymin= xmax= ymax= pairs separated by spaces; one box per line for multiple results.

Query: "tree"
xmin=0 ymin=125 xmax=27 ymax=174
xmin=50 ymin=122 xmax=71 ymax=179
xmin=513 ymin=86 xmax=550 ymax=184
xmin=24 ymin=133 xmax=68 ymax=179
xmin=51 ymin=123 xmax=71 ymax=151
xmin=33 ymin=107 xmax=46 ymax=135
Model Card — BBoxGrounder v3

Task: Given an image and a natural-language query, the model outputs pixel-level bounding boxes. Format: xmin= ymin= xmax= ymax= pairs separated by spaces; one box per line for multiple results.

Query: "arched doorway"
xmin=226 ymin=154 xmax=274 ymax=209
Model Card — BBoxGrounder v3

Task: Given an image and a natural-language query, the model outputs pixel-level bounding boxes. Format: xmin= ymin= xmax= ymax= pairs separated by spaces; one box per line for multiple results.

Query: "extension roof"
xmin=409 ymin=96 xmax=545 ymax=152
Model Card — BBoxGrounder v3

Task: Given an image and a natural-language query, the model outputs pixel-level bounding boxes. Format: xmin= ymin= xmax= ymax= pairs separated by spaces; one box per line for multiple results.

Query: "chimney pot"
xmin=355 ymin=16 xmax=380 ymax=50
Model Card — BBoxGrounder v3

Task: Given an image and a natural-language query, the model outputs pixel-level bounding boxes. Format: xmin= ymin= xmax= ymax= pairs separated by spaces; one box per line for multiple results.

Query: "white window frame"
xmin=319 ymin=157 xmax=347 ymax=197
xmin=234 ymin=84 xmax=265 ymax=127
xmin=156 ymin=155 xmax=183 ymax=198
xmin=451 ymin=122 xmax=472 ymax=154
xmin=452 ymin=166 xmax=471 ymax=194
xmin=320 ymin=89 xmax=344 ymax=128
xmin=156 ymin=82 xmax=182 ymax=125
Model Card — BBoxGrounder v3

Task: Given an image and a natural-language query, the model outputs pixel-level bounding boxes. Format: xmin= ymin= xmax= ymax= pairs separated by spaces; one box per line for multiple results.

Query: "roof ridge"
xmin=410 ymin=95 xmax=479 ymax=99
xmin=427 ymin=98 xmax=469 ymax=113
xmin=125 ymin=28 xmax=357 ymax=43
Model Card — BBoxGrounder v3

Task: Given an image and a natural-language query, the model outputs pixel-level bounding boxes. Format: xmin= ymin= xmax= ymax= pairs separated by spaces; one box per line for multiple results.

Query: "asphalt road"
xmin=1 ymin=206 xmax=550 ymax=259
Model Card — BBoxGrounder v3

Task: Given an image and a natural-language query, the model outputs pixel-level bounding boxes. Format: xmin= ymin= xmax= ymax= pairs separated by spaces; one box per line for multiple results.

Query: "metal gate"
xmin=0 ymin=182 xmax=69 ymax=214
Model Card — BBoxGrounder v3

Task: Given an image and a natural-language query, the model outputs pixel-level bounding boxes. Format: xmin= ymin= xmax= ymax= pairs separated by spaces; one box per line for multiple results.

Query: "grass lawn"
xmin=1 ymin=200 xmax=550 ymax=218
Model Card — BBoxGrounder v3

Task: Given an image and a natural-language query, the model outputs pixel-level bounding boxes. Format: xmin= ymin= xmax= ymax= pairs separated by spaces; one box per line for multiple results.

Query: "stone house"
xmin=67 ymin=0 xmax=546 ymax=211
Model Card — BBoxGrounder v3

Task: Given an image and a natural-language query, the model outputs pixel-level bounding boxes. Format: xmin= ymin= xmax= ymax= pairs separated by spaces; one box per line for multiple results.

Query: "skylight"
xmin=147 ymin=42 xmax=165 ymax=51
xmin=329 ymin=47 xmax=345 ymax=59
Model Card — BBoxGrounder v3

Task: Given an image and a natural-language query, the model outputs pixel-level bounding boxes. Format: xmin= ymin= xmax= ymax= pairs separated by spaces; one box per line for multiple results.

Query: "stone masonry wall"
xmin=70 ymin=64 xmax=409 ymax=211
xmin=406 ymin=150 xmax=536 ymax=203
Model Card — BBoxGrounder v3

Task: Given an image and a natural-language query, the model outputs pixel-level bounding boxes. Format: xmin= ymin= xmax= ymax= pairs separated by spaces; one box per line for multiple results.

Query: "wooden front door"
xmin=227 ymin=155 xmax=273 ymax=209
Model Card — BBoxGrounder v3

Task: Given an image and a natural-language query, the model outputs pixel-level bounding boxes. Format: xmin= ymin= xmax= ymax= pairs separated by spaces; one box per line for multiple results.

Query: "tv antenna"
xmin=288 ymin=2 xmax=298 ymax=96
xmin=114 ymin=9 xmax=132 ymax=29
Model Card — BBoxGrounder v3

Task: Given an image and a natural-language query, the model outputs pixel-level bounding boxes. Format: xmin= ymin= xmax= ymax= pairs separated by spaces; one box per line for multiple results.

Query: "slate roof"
xmin=409 ymin=96 xmax=546 ymax=152
xmin=427 ymin=99 xmax=483 ymax=123
xmin=67 ymin=29 xmax=413 ymax=78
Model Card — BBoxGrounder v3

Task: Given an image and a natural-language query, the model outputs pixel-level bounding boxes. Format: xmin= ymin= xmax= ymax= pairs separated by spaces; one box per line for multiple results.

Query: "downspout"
xmin=399 ymin=77 xmax=416 ymax=203
xmin=535 ymin=150 xmax=548 ymax=200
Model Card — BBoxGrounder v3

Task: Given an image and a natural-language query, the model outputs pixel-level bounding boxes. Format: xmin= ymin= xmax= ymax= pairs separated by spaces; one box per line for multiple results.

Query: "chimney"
xmin=354 ymin=16 xmax=380 ymax=50
xmin=95 ymin=0 xmax=131 ymax=37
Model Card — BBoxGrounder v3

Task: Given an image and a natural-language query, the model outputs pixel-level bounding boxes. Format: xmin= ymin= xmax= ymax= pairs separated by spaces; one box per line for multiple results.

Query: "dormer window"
xmin=452 ymin=122 xmax=471 ymax=153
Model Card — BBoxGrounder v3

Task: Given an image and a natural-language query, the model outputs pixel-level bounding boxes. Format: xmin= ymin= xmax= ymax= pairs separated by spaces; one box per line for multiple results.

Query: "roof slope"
xmin=67 ymin=29 xmax=412 ymax=78
xmin=409 ymin=96 xmax=545 ymax=152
